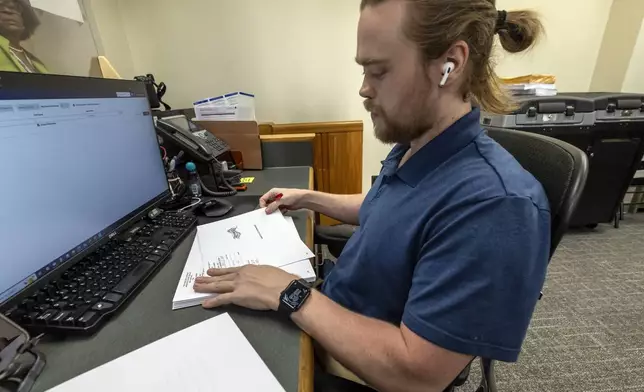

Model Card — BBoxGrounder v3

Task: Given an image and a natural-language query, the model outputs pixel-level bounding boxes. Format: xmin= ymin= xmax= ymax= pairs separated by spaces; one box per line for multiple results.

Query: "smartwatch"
xmin=278 ymin=279 xmax=312 ymax=317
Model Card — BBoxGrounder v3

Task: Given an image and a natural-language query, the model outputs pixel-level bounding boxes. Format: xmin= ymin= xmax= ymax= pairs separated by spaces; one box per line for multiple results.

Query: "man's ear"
xmin=438 ymin=40 xmax=469 ymax=88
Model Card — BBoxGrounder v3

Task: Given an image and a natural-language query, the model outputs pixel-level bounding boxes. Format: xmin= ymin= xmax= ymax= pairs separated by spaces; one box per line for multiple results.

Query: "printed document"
xmin=47 ymin=313 xmax=285 ymax=392
xmin=197 ymin=209 xmax=313 ymax=268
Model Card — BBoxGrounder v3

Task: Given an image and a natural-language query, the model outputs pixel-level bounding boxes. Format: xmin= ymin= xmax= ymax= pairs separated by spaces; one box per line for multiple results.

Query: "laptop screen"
xmin=0 ymin=73 xmax=169 ymax=306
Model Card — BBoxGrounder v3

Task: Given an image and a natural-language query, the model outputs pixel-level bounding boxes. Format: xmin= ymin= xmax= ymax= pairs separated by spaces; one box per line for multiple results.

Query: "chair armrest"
xmin=314 ymin=224 xmax=357 ymax=259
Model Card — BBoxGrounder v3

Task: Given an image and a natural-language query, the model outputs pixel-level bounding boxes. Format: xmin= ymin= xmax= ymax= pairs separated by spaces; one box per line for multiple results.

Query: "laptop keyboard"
xmin=3 ymin=211 xmax=197 ymax=334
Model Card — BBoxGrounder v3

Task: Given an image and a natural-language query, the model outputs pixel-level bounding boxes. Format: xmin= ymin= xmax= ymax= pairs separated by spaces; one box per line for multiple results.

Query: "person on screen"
xmin=0 ymin=0 xmax=47 ymax=73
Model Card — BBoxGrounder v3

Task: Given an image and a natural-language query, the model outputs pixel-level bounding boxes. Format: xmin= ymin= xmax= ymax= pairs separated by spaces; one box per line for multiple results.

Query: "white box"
xmin=194 ymin=105 xmax=255 ymax=121
xmin=193 ymin=92 xmax=255 ymax=121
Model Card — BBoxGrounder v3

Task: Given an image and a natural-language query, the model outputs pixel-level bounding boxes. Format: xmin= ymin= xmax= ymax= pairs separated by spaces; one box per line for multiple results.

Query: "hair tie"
xmin=495 ymin=10 xmax=508 ymax=33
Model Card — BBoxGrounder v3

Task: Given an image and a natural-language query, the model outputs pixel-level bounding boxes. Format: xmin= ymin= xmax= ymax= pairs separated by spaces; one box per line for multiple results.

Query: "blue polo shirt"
xmin=322 ymin=109 xmax=550 ymax=362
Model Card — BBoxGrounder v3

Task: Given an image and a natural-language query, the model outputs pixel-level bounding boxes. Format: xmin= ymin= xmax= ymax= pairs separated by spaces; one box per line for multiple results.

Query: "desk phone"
xmin=155 ymin=115 xmax=230 ymax=162
xmin=155 ymin=114 xmax=237 ymax=197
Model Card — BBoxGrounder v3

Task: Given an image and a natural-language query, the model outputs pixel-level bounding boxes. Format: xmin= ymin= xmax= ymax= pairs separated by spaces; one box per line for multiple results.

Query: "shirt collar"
xmin=381 ymin=108 xmax=483 ymax=187
xmin=0 ymin=35 xmax=10 ymax=49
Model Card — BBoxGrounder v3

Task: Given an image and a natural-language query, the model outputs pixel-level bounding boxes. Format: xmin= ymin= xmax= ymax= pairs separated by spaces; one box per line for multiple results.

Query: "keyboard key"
xmin=36 ymin=309 xmax=58 ymax=324
xmin=146 ymin=254 xmax=161 ymax=262
xmin=103 ymin=293 xmax=122 ymax=303
xmin=62 ymin=313 xmax=77 ymax=326
xmin=77 ymin=311 xmax=99 ymax=327
xmin=21 ymin=298 xmax=35 ymax=308
xmin=22 ymin=311 xmax=40 ymax=324
xmin=51 ymin=311 xmax=71 ymax=325
xmin=113 ymin=261 xmax=154 ymax=294
xmin=34 ymin=303 xmax=51 ymax=312
xmin=156 ymin=244 xmax=170 ymax=251
xmin=52 ymin=301 xmax=68 ymax=309
xmin=92 ymin=302 xmax=114 ymax=312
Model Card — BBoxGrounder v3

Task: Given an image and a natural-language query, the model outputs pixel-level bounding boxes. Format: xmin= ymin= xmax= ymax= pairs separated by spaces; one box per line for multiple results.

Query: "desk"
xmin=32 ymin=166 xmax=315 ymax=392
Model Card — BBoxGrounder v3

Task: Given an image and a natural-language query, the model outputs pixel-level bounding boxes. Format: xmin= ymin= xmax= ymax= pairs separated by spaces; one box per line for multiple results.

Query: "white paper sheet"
xmin=31 ymin=0 xmax=84 ymax=23
xmin=46 ymin=313 xmax=285 ymax=392
xmin=197 ymin=209 xmax=314 ymax=268
xmin=172 ymin=235 xmax=212 ymax=310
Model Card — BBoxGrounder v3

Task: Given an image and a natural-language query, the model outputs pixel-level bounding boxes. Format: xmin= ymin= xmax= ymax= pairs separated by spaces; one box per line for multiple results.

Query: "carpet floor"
xmin=460 ymin=214 xmax=644 ymax=391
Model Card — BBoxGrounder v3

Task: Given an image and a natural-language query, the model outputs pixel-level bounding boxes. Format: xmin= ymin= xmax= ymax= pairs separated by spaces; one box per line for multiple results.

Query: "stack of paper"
xmin=48 ymin=313 xmax=286 ymax=392
xmin=172 ymin=210 xmax=315 ymax=310
xmin=505 ymin=83 xmax=558 ymax=97
xmin=193 ymin=92 xmax=256 ymax=121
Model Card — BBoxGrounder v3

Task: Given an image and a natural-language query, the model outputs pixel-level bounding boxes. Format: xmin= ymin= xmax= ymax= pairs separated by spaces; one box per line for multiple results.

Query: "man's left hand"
xmin=193 ymin=265 xmax=298 ymax=310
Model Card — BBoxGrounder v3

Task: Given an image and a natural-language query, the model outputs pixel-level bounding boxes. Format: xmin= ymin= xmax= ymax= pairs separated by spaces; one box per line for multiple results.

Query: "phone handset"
xmin=162 ymin=124 xmax=212 ymax=159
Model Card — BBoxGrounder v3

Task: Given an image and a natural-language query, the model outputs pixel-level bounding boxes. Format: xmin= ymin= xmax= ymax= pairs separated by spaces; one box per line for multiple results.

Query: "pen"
xmin=274 ymin=193 xmax=284 ymax=202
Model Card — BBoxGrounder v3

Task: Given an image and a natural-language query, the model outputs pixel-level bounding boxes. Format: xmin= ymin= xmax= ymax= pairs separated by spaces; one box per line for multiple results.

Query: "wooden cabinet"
xmin=260 ymin=121 xmax=363 ymax=225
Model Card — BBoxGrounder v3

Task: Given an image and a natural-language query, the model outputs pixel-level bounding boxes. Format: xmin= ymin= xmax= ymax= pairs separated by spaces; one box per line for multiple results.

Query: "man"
xmin=195 ymin=1 xmax=550 ymax=391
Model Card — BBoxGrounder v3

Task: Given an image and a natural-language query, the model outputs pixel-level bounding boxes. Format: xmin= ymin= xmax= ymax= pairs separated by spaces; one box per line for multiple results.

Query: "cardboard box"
xmin=194 ymin=120 xmax=263 ymax=169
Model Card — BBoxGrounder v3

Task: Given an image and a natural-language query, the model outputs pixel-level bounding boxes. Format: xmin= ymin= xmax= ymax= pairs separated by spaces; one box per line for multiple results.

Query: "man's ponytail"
xmin=470 ymin=8 xmax=545 ymax=114
xmin=497 ymin=10 xmax=544 ymax=54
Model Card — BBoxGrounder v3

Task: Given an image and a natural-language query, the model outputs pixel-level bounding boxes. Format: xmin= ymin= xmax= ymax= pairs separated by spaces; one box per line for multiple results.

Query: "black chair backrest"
xmin=485 ymin=127 xmax=589 ymax=257
xmin=261 ymin=140 xmax=314 ymax=168
xmin=441 ymin=128 xmax=591 ymax=392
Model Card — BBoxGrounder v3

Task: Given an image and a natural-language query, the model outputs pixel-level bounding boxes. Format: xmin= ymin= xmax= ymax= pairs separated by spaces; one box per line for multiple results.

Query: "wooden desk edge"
xmin=260 ymin=134 xmax=316 ymax=143
xmin=298 ymin=167 xmax=315 ymax=392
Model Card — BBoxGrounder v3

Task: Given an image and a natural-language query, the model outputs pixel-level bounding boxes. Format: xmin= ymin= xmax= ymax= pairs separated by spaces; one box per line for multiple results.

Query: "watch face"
xmin=282 ymin=283 xmax=309 ymax=310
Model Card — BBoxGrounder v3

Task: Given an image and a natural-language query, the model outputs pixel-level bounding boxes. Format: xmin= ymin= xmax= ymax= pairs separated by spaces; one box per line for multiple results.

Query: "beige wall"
xmin=496 ymin=0 xmax=613 ymax=92
xmin=590 ymin=0 xmax=644 ymax=92
xmin=85 ymin=0 xmax=135 ymax=79
xmin=115 ymin=0 xmax=383 ymax=189
xmin=622 ymin=18 xmax=644 ymax=92
xmin=91 ymin=0 xmax=614 ymax=190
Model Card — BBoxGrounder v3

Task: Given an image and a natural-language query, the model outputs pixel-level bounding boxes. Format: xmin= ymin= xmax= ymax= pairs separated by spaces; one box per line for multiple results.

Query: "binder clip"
xmin=0 ymin=314 xmax=46 ymax=392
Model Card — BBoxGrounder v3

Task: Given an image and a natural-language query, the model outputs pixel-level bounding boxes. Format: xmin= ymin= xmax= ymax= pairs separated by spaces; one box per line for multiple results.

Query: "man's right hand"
xmin=260 ymin=188 xmax=310 ymax=214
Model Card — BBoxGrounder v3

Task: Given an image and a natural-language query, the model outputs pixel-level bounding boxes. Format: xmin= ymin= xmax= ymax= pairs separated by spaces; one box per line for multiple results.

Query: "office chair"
xmin=315 ymin=127 xmax=589 ymax=391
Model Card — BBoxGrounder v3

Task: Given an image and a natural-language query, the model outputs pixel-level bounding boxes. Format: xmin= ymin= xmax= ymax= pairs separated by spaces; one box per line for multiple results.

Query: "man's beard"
xmin=364 ymin=100 xmax=430 ymax=145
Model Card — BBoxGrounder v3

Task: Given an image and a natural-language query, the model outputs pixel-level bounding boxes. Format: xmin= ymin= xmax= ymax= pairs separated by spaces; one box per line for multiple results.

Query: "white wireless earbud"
xmin=439 ymin=61 xmax=456 ymax=87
